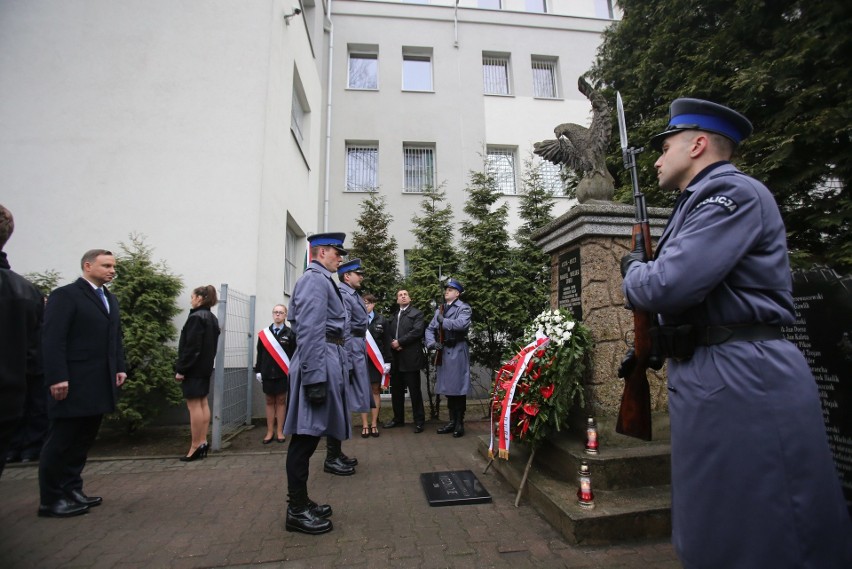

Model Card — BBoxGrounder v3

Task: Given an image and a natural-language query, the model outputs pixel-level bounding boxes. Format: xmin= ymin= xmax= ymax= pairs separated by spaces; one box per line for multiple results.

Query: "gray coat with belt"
xmin=425 ymin=300 xmax=471 ymax=396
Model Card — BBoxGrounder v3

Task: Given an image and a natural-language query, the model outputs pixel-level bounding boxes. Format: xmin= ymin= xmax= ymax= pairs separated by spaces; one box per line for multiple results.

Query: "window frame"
xmin=487 ymin=146 xmax=517 ymax=195
xmin=402 ymin=143 xmax=436 ymax=193
xmin=531 ymin=55 xmax=559 ymax=99
xmin=482 ymin=52 xmax=511 ymax=96
xmin=348 ymin=47 xmax=379 ymax=90
xmin=402 ymin=47 xmax=434 ymax=92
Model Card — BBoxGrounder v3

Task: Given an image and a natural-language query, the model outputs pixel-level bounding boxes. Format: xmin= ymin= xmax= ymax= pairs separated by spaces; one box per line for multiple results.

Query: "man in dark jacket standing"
xmin=38 ymin=249 xmax=127 ymax=518
xmin=0 ymin=205 xmax=44 ymax=479
xmin=383 ymin=289 xmax=426 ymax=433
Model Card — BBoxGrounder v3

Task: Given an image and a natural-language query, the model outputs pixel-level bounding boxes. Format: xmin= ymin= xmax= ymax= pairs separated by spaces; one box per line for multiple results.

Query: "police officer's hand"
xmin=617 ymin=348 xmax=636 ymax=379
xmin=620 ymin=232 xmax=646 ymax=277
xmin=433 ymin=342 xmax=443 ymax=351
xmin=305 ymin=382 xmax=327 ymax=405
xmin=436 ymin=313 xmax=444 ymax=324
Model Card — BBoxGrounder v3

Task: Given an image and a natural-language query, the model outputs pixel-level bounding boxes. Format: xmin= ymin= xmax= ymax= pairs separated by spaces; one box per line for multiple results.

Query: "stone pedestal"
xmin=532 ymin=202 xmax=672 ymax=425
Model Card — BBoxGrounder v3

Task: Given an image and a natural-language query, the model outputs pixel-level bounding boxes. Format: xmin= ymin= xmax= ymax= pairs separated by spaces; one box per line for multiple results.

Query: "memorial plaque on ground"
xmin=557 ymin=248 xmax=582 ymax=321
xmin=420 ymin=470 xmax=492 ymax=507
xmin=784 ymin=268 xmax=852 ymax=512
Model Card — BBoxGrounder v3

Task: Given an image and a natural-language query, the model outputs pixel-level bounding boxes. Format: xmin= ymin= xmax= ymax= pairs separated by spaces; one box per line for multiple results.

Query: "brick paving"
xmin=0 ymin=419 xmax=682 ymax=568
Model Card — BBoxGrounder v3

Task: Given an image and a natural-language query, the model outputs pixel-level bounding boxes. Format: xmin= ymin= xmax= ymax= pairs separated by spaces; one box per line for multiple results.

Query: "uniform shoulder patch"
xmin=694 ymin=194 xmax=738 ymax=214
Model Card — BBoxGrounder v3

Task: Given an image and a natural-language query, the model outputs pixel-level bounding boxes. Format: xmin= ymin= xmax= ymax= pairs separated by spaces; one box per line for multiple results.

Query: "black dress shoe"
xmin=323 ymin=457 xmax=355 ymax=476
xmin=286 ymin=506 xmax=333 ymax=534
xmin=307 ymin=499 xmax=333 ymax=519
xmin=338 ymin=453 xmax=358 ymax=467
xmin=414 ymin=424 xmax=425 ymax=433
xmin=38 ymin=498 xmax=89 ymax=518
xmin=69 ymin=489 xmax=102 ymax=507
xmin=383 ymin=419 xmax=405 ymax=429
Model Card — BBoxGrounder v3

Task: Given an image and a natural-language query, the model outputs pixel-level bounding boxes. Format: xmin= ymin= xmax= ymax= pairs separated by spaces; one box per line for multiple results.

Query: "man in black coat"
xmin=0 ymin=205 xmax=44 ymax=479
xmin=383 ymin=289 xmax=426 ymax=433
xmin=38 ymin=249 xmax=127 ymax=518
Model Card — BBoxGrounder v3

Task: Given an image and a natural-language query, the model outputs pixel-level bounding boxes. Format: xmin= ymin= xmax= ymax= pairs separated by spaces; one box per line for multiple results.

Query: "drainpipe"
xmin=322 ymin=0 xmax=334 ymax=231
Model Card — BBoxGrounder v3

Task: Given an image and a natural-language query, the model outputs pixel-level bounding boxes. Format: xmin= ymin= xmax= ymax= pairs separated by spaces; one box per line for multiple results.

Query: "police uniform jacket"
xmin=175 ymin=307 xmax=219 ymax=380
xmin=366 ymin=312 xmax=391 ymax=384
xmin=42 ymin=278 xmax=126 ymax=418
xmin=253 ymin=323 xmax=295 ymax=380
xmin=425 ymin=299 xmax=471 ymax=396
xmin=284 ymin=261 xmax=350 ymax=440
xmin=339 ymin=282 xmax=372 ymax=413
xmin=623 ymin=161 xmax=852 ymax=568
xmin=391 ymin=305 xmax=425 ymax=372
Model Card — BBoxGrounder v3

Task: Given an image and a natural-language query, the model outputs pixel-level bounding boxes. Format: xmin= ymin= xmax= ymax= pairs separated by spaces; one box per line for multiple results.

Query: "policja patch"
xmin=694 ymin=194 xmax=738 ymax=214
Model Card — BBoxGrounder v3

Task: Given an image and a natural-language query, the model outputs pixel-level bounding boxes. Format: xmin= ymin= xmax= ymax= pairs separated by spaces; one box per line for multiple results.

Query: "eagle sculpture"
xmin=534 ymin=75 xmax=614 ymax=202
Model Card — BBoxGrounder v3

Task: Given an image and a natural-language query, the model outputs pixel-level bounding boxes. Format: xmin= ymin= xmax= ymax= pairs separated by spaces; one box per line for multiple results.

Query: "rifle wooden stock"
xmin=615 ymin=222 xmax=654 ymax=441
xmin=433 ymin=303 xmax=444 ymax=366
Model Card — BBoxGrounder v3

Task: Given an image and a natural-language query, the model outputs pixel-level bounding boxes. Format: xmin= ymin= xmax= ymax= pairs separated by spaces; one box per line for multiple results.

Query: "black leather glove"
xmin=348 ymin=370 xmax=356 ymax=385
xmin=436 ymin=313 xmax=444 ymax=324
xmin=433 ymin=342 xmax=443 ymax=351
xmin=617 ymin=348 xmax=636 ymax=379
xmin=620 ymin=232 xmax=646 ymax=277
xmin=305 ymin=382 xmax=327 ymax=405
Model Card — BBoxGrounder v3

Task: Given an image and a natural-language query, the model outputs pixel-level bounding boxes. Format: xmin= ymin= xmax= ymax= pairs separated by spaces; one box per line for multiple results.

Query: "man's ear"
xmin=689 ymin=134 xmax=710 ymax=158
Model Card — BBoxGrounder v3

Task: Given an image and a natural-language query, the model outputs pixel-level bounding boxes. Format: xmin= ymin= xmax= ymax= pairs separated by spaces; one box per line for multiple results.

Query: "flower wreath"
xmin=489 ymin=308 xmax=592 ymax=458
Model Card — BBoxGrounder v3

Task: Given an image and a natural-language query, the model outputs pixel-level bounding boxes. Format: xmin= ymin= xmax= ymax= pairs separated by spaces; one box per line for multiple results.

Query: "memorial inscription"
xmin=557 ymin=248 xmax=582 ymax=321
xmin=783 ymin=269 xmax=851 ymax=511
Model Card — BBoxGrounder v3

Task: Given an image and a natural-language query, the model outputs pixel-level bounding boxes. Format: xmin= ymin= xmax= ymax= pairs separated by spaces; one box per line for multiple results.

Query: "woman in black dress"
xmin=174 ymin=285 xmax=220 ymax=461
xmin=253 ymin=304 xmax=296 ymax=444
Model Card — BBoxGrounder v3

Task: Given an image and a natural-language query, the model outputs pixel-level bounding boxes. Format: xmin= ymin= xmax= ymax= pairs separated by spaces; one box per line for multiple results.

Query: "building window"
xmin=403 ymin=144 xmax=435 ymax=193
xmin=348 ymin=48 xmax=378 ymax=90
xmin=478 ymin=0 xmax=501 ymax=8
xmin=291 ymin=85 xmax=307 ymax=146
xmin=346 ymin=143 xmax=379 ymax=192
xmin=538 ymin=161 xmax=565 ymax=195
xmin=531 ymin=56 xmax=558 ymax=98
xmin=525 ymin=0 xmax=546 ymax=13
xmin=483 ymin=53 xmax=511 ymax=95
xmin=487 ymin=147 xmax=517 ymax=194
xmin=402 ymin=48 xmax=433 ymax=92
xmin=284 ymin=225 xmax=301 ymax=295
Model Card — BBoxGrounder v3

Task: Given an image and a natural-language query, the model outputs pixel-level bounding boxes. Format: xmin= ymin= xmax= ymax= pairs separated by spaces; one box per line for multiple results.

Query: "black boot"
xmin=437 ymin=410 xmax=456 ymax=434
xmin=307 ymin=498 xmax=333 ymax=519
xmin=453 ymin=406 xmax=465 ymax=438
xmin=286 ymin=488 xmax=333 ymax=534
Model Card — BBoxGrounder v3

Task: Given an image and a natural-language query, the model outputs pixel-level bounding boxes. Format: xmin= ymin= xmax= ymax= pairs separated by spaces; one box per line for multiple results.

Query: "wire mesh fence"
xmin=211 ymin=284 xmax=256 ymax=451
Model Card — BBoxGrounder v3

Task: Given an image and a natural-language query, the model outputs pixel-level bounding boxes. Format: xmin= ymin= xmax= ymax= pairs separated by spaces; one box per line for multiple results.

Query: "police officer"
xmin=425 ymin=279 xmax=471 ymax=437
xmin=621 ymin=99 xmax=852 ymax=568
xmin=283 ymin=233 xmax=350 ymax=535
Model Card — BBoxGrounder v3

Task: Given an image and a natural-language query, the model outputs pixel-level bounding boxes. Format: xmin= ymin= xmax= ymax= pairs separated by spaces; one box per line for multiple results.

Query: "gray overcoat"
xmin=425 ymin=299 xmax=471 ymax=396
xmin=339 ymin=282 xmax=372 ymax=413
xmin=284 ymin=262 xmax=351 ymax=440
xmin=623 ymin=162 xmax=852 ymax=568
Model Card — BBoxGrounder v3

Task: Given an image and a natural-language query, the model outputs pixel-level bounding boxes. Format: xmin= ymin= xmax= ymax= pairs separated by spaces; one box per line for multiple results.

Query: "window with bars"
xmin=403 ymin=144 xmax=435 ymax=193
xmin=538 ymin=160 xmax=565 ymax=195
xmin=348 ymin=50 xmax=378 ymax=90
xmin=402 ymin=48 xmax=433 ymax=91
xmin=531 ymin=56 xmax=558 ymax=98
xmin=346 ymin=144 xmax=379 ymax=192
xmin=525 ymin=0 xmax=547 ymax=12
xmin=482 ymin=53 xmax=511 ymax=95
xmin=284 ymin=225 xmax=301 ymax=295
xmin=487 ymin=147 xmax=517 ymax=194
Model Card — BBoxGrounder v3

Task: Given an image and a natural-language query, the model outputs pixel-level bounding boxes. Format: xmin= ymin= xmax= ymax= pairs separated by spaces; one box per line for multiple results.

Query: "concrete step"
xmin=477 ymin=435 xmax=672 ymax=545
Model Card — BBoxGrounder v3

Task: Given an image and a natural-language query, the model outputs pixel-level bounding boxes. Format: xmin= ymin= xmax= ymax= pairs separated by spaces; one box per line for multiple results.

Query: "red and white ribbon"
xmin=366 ymin=331 xmax=389 ymax=389
xmin=259 ymin=328 xmax=290 ymax=375
xmin=489 ymin=336 xmax=550 ymax=459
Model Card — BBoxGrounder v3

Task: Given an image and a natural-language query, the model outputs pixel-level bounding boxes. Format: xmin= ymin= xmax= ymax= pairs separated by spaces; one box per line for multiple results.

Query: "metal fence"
xmin=211 ymin=284 xmax=256 ymax=451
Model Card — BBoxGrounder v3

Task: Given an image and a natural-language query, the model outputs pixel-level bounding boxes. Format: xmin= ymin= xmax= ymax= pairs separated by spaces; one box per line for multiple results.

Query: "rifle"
xmin=615 ymin=92 xmax=653 ymax=441
xmin=432 ymin=299 xmax=444 ymax=366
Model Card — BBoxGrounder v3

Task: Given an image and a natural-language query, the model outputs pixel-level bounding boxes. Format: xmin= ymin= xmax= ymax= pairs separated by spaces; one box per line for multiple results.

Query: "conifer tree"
xmin=108 ymin=234 xmax=184 ymax=433
xmin=513 ymin=156 xmax=557 ymax=326
xmin=24 ymin=269 xmax=62 ymax=296
xmin=349 ymin=192 xmax=401 ymax=309
xmin=459 ymin=167 xmax=524 ymax=373
xmin=405 ymin=185 xmax=459 ymax=316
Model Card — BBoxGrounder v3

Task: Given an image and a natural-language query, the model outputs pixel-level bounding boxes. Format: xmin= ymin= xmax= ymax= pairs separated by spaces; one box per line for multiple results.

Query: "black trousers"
xmin=38 ymin=415 xmax=103 ymax=504
xmin=389 ymin=370 xmax=425 ymax=425
xmin=0 ymin=419 xmax=18 ymax=479
xmin=286 ymin=433 xmax=320 ymax=494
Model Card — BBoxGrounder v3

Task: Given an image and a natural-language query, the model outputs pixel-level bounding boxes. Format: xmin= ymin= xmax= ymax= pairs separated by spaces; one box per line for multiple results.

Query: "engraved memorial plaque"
xmin=557 ymin=248 xmax=582 ymax=321
xmin=420 ymin=470 xmax=492 ymax=506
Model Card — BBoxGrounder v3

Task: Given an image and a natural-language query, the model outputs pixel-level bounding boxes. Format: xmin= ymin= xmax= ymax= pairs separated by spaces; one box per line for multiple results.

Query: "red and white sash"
xmin=365 ymin=331 xmax=389 ymax=389
xmin=259 ymin=328 xmax=290 ymax=375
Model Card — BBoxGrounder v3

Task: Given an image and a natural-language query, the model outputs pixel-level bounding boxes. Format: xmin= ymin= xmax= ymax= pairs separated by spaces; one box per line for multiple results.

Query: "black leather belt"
xmin=694 ymin=324 xmax=783 ymax=346
xmin=325 ymin=334 xmax=344 ymax=346
xmin=351 ymin=330 xmax=366 ymax=338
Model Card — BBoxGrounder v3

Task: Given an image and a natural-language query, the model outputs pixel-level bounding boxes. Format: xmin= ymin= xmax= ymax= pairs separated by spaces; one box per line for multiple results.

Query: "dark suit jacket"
xmin=42 ymin=277 xmax=126 ymax=418
xmin=391 ymin=305 xmax=425 ymax=372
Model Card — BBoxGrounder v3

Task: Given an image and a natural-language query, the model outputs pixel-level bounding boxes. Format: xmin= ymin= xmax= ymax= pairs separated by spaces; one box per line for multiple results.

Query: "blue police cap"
xmin=308 ymin=232 xmax=347 ymax=255
xmin=337 ymin=258 xmax=365 ymax=277
xmin=445 ymin=278 xmax=464 ymax=294
xmin=650 ymin=98 xmax=753 ymax=151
